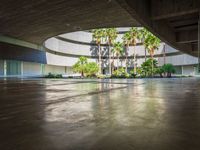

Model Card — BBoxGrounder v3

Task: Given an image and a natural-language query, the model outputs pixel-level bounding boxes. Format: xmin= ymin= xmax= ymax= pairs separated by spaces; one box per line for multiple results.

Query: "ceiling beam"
xmin=151 ymin=0 xmax=199 ymax=20
xmin=169 ymin=18 xmax=198 ymax=27
xmin=116 ymin=0 xmax=194 ymax=55
xmin=176 ymin=30 xmax=198 ymax=43
xmin=174 ymin=24 xmax=198 ymax=31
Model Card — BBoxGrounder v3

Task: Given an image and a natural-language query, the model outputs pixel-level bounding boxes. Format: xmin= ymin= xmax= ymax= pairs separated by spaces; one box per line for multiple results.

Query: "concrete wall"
xmin=158 ymin=54 xmax=198 ymax=66
xmin=60 ymin=31 xmax=93 ymax=43
xmin=45 ymin=37 xmax=173 ymax=58
xmin=182 ymin=66 xmax=195 ymax=76
xmin=174 ymin=66 xmax=182 ymax=75
xmin=23 ymin=62 xmax=41 ymax=76
xmin=44 ymin=65 xmax=65 ymax=75
xmin=0 ymin=59 xmax=75 ymax=77
xmin=45 ymin=52 xmax=96 ymax=67
xmin=0 ymin=60 xmax=4 ymax=75
xmin=0 ymin=42 xmax=47 ymax=64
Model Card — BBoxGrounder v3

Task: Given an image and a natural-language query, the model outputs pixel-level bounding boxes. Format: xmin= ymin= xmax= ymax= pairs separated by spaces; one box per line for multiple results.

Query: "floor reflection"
xmin=0 ymin=78 xmax=200 ymax=150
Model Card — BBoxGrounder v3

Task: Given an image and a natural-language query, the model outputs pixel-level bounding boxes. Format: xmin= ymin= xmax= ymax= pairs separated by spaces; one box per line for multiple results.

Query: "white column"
xmin=181 ymin=66 xmax=184 ymax=75
xmin=21 ymin=61 xmax=24 ymax=76
xmin=4 ymin=60 xmax=6 ymax=77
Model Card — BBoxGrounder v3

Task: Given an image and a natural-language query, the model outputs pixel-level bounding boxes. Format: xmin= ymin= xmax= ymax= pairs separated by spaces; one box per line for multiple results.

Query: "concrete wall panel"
xmin=182 ymin=66 xmax=195 ymax=76
xmin=0 ymin=60 xmax=4 ymax=75
xmin=44 ymin=65 xmax=65 ymax=75
xmin=23 ymin=62 xmax=41 ymax=76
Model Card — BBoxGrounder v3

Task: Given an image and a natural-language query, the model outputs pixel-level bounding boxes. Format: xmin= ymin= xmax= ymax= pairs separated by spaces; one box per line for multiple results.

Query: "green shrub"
xmin=155 ymin=67 xmax=165 ymax=77
xmin=112 ymin=68 xmax=130 ymax=78
xmin=72 ymin=56 xmax=88 ymax=77
xmin=135 ymin=58 xmax=158 ymax=78
xmin=45 ymin=73 xmax=62 ymax=78
xmin=85 ymin=62 xmax=99 ymax=77
xmin=162 ymin=64 xmax=175 ymax=78
xmin=72 ymin=57 xmax=99 ymax=78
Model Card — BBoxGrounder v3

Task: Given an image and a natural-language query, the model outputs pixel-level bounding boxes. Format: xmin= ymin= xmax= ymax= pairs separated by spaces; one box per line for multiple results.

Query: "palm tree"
xmin=112 ymin=42 xmax=123 ymax=69
xmin=122 ymin=32 xmax=132 ymax=73
xmin=72 ymin=56 xmax=88 ymax=77
xmin=92 ymin=29 xmax=105 ymax=74
xmin=144 ymin=31 xmax=161 ymax=76
xmin=163 ymin=43 xmax=166 ymax=65
xmin=105 ymin=28 xmax=117 ymax=75
xmin=138 ymin=28 xmax=149 ymax=61
xmin=129 ymin=27 xmax=140 ymax=75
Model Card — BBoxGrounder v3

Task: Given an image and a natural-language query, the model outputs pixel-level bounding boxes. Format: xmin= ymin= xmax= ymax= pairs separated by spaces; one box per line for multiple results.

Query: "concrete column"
xmin=40 ymin=64 xmax=45 ymax=76
xmin=4 ymin=60 xmax=7 ymax=77
xmin=198 ymin=13 xmax=200 ymax=72
xmin=21 ymin=61 xmax=24 ymax=76
xmin=181 ymin=66 xmax=184 ymax=75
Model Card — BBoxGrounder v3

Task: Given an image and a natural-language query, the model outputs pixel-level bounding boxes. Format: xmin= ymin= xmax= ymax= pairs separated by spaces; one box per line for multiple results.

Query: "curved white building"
xmin=0 ymin=28 xmax=199 ymax=77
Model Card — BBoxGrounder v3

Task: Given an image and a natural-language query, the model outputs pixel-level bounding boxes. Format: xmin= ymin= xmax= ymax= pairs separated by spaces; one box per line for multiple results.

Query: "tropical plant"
xmin=129 ymin=27 xmax=140 ymax=75
xmin=73 ymin=57 xmax=99 ymax=77
xmin=130 ymin=67 xmax=145 ymax=78
xmin=72 ymin=56 xmax=88 ymax=77
xmin=112 ymin=67 xmax=129 ymax=78
xmin=122 ymin=31 xmax=132 ymax=73
xmin=92 ymin=29 xmax=105 ymax=74
xmin=105 ymin=28 xmax=118 ymax=74
xmin=155 ymin=67 xmax=165 ymax=78
xmin=143 ymin=30 xmax=161 ymax=76
xmin=138 ymin=28 xmax=149 ymax=61
xmin=112 ymin=42 xmax=124 ymax=69
xmin=162 ymin=63 xmax=175 ymax=78
xmin=85 ymin=62 xmax=99 ymax=77
xmin=138 ymin=58 xmax=158 ymax=77
xmin=45 ymin=73 xmax=62 ymax=78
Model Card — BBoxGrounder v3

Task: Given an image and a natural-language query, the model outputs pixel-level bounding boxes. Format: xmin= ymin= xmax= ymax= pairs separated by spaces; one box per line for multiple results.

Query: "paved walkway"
xmin=0 ymin=78 xmax=200 ymax=150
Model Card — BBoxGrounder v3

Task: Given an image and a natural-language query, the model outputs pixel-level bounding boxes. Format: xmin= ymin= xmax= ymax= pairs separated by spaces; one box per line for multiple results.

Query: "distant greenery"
xmin=162 ymin=63 xmax=176 ymax=78
xmin=72 ymin=56 xmax=88 ymax=77
xmin=84 ymin=62 xmax=99 ymax=77
xmin=133 ymin=58 xmax=158 ymax=77
xmin=72 ymin=57 xmax=176 ymax=78
xmin=74 ymin=28 xmax=178 ymax=79
xmin=130 ymin=59 xmax=176 ymax=78
xmin=72 ymin=56 xmax=99 ymax=77
xmin=92 ymin=29 xmax=105 ymax=74
xmin=45 ymin=73 xmax=62 ymax=78
xmin=112 ymin=68 xmax=129 ymax=78
xmin=112 ymin=42 xmax=124 ymax=69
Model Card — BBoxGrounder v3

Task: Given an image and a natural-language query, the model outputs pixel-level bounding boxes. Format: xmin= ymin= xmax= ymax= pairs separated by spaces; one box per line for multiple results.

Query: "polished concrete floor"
xmin=0 ymin=78 xmax=200 ymax=150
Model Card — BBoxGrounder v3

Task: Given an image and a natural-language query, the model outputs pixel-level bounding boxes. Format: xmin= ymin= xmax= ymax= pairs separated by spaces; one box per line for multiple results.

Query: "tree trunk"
xmin=151 ymin=55 xmax=154 ymax=77
xmin=125 ymin=45 xmax=129 ymax=73
xmin=163 ymin=43 xmax=166 ymax=77
xmin=160 ymin=73 xmax=163 ymax=78
xmin=112 ymin=52 xmax=115 ymax=73
xmin=108 ymin=44 xmax=111 ymax=75
xmin=145 ymin=48 xmax=147 ymax=61
xmin=98 ymin=44 xmax=102 ymax=74
xmin=133 ymin=46 xmax=137 ymax=75
xmin=117 ymin=55 xmax=119 ymax=70
xmin=167 ymin=72 xmax=171 ymax=78
xmin=163 ymin=43 xmax=166 ymax=65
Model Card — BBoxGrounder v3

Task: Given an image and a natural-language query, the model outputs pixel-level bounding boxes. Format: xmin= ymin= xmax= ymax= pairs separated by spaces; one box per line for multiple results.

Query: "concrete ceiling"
xmin=0 ymin=0 xmax=199 ymax=56
xmin=0 ymin=0 xmax=140 ymax=44
xmin=116 ymin=0 xmax=199 ymax=56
